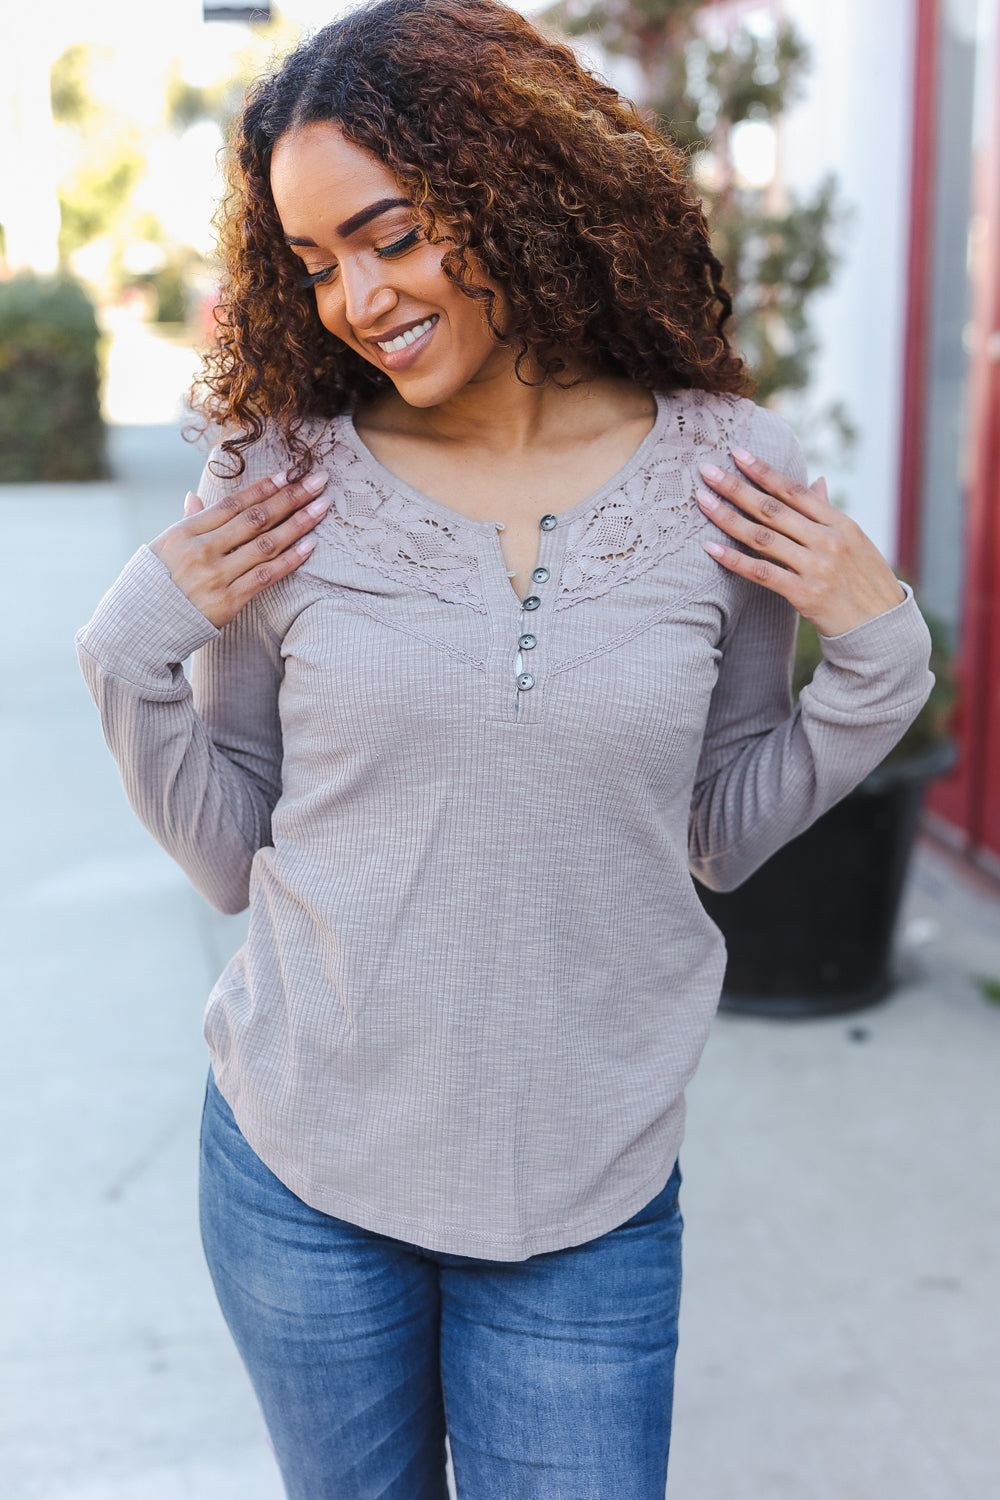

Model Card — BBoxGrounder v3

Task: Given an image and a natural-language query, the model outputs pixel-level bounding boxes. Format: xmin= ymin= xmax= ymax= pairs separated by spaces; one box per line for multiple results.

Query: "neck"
xmin=365 ymin=353 xmax=643 ymax=457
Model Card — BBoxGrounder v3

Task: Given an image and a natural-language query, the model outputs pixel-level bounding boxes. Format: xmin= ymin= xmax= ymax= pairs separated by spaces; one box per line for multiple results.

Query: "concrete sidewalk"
xmin=2 ymin=425 xmax=998 ymax=1499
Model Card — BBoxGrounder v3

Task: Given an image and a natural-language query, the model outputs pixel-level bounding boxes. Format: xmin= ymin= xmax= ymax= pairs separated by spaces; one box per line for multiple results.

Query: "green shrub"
xmin=0 ymin=272 xmax=107 ymax=481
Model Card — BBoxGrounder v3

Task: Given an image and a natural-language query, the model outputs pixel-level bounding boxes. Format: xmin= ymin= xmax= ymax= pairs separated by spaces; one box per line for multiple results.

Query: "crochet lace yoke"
xmin=308 ymin=388 xmax=751 ymax=613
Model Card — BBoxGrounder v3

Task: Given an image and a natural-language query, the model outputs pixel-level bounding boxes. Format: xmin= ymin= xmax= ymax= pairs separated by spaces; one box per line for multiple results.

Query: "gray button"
xmin=531 ymin=566 xmax=550 ymax=583
xmin=516 ymin=672 xmax=535 ymax=691
xmin=518 ymin=633 xmax=537 ymax=650
xmin=522 ymin=595 xmax=541 ymax=611
xmin=539 ymin=514 xmax=557 ymax=531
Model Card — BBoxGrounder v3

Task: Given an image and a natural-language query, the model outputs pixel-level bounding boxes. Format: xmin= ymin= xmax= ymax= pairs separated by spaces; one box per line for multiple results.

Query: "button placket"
xmin=513 ymin=512 xmax=558 ymax=712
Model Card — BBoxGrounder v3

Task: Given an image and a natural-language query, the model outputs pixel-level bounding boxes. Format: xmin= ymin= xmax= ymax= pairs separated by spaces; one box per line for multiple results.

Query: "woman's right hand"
xmin=149 ymin=468 xmax=330 ymax=628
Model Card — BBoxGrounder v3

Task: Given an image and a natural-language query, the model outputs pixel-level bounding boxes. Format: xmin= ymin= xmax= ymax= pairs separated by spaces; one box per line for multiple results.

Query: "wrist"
xmin=815 ymin=580 xmax=908 ymax=639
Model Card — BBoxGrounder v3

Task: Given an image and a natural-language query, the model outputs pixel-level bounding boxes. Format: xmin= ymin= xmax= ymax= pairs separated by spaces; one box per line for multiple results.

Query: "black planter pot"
xmin=695 ymin=741 xmax=956 ymax=1018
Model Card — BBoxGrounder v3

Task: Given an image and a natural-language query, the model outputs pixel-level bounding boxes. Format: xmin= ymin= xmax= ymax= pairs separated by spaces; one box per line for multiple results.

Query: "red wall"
xmin=922 ymin=4 xmax=1000 ymax=871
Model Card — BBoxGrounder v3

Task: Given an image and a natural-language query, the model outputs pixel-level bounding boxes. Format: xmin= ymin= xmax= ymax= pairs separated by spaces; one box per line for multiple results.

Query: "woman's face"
xmin=270 ymin=122 xmax=513 ymax=407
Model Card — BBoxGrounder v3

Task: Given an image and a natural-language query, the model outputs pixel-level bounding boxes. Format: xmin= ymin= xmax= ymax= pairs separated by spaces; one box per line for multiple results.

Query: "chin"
xmin=384 ymin=369 xmax=473 ymax=408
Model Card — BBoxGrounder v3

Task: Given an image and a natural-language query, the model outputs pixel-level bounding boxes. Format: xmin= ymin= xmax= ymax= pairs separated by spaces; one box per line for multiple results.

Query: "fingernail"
xmin=700 ymin=463 xmax=725 ymax=481
xmin=270 ymin=471 xmax=287 ymax=488
xmin=731 ymin=447 xmax=754 ymax=464
xmin=183 ymin=491 xmax=196 ymax=514
xmin=702 ymin=540 xmax=726 ymax=558
xmin=696 ymin=488 xmax=719 ymax=511
xmin=296 ymin=536 xmax=317 ymax=556
xmin=303 ymin=470 xmax=329 ymax=493
xmin=306 ymin=496 xmax=330 ymax=517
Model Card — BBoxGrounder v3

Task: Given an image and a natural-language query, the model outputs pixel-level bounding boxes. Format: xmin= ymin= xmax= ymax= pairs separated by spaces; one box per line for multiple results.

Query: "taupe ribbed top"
xmin=77 ymin=389 xmax=933 ymax=1258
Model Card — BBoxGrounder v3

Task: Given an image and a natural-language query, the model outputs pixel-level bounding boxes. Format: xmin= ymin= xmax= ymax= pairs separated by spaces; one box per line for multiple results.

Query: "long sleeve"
xmin=76 ymin=513 xmax=286 ymax=917
xmin=688 ymin=407 xmax=935 ymax=892
xmin=70 ymin=389 xmax=946 ymax=1261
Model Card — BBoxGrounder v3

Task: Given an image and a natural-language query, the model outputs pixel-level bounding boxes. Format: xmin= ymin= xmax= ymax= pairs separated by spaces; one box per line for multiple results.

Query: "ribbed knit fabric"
xmin=77 ymin=389 xmax=934 ymax=1258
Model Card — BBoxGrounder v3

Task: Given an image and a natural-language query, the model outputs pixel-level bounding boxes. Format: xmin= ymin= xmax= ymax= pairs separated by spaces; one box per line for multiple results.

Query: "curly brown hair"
xmin=194 ymin=0 xmax=751 ymax=475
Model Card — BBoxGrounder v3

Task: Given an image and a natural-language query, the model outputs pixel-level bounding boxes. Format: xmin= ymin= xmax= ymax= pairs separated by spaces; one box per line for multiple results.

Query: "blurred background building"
xmin=779 ymin=0 xmax=997 ymax=880
xmin=806 ymin=0 xmax=1000 ymax=882
xmin=556 ymin=0 xmax=1000 ymax=877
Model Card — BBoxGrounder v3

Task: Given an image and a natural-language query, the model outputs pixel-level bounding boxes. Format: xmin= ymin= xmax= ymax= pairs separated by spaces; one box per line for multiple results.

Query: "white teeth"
xmin=377 ymin=316 xmax=435 ymax=353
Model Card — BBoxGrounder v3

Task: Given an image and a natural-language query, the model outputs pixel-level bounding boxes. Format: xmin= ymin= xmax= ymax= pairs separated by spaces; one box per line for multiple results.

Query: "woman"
xmin=77 ymin=2 xmax=933 ymax=1495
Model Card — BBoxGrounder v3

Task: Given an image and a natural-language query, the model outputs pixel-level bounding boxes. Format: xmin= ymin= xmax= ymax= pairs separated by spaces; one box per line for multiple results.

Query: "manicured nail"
xmin=296 ymin=536 xmax=317 ymax=556
xmin=696 ymin=488 xmax=719 ymax=511
xmin=731 ymin=447 xmax=754 ymax=464
xmin=702 ymin=540 xmax=726 ymax=558
xmin=306 ymin=496 xmax=330 ymax=517
xmin=183 ymin=491 xmax=197 ymax=514
xmin=270 ymin=470 xmax=287 ymax=488
xmin=302 ymin=469 xmax=329 ymax=493
xmin=700 ymin=462 xmax=726 ymax=481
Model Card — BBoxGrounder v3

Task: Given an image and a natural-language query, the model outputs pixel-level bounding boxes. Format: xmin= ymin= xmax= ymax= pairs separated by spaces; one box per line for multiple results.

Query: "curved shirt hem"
xmin=216 ymin=1067 xmax=683 ymax=1262
xmin=77 ymin=389 xmax=933 ymax=1257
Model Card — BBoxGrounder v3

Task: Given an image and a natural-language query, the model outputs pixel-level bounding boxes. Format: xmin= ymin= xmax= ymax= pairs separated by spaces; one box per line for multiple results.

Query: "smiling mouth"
xmin=372 ymin=315 xmax=439 ymax=353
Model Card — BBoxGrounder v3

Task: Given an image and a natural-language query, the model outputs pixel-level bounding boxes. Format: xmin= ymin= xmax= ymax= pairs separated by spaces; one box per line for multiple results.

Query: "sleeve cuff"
xmin=806 ymin=583 xmax=934 ymax=715
xmin=76 ymin=545 xmax=221 ymax=692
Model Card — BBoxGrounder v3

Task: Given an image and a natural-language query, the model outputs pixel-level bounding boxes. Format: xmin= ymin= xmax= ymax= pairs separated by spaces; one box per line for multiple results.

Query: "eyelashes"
xmin=377 ymin=227 xmax=422 ymax=259
xmin=295 ymin=227 xmax=422 ymax=289
xmin=296 ymin=265 xmax=336 ymax=290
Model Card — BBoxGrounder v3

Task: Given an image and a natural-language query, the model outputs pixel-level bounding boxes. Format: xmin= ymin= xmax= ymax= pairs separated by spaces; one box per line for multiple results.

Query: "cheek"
xmin=313 ymin=288 xmax=350 ymax=339
xmin=450 ymin=295 xmax=504 ymax=361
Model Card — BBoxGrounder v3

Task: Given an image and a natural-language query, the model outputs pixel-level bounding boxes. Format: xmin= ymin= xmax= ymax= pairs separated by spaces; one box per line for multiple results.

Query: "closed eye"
xmin=295 ymin=227 xmax=421 ymax=290
xmin=297 ymin=264 xmax=336 ymax=289
xmin=374 ymin=226 xmax=421 ymax=259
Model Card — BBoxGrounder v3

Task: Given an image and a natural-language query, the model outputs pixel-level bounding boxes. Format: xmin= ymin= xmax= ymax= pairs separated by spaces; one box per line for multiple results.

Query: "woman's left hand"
xmin=696 ymin=447 xmax=906 ymax=638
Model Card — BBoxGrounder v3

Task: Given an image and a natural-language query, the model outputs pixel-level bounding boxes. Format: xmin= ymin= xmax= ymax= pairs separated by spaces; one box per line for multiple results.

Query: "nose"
xmin=339 ymin=256 xmax=398 ymax=332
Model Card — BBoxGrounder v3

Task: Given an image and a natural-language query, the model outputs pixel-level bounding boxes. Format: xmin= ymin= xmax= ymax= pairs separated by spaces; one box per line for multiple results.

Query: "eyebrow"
xmin=284 ymin=197 xmax=412 ymax=247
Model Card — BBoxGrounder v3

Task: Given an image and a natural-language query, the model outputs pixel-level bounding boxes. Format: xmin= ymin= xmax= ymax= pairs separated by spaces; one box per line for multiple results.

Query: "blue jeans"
xmin=199 ymin=1070 xmax=683 ymax=1499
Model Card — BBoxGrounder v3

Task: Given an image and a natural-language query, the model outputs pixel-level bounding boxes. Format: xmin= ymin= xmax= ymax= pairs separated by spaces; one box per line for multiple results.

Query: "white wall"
xmin=0 ymin=13 xmax=63 ymax=273
xmin=777 ymin=0 xmax=915 ymax=562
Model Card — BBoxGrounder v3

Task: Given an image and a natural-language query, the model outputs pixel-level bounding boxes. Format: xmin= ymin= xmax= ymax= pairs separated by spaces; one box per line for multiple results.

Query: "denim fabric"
xmin=199 ymin=1069 xmax=683 ymax=1499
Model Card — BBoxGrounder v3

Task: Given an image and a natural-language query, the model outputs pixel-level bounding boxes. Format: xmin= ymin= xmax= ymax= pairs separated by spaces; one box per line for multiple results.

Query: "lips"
xmin=365 ymin=314 xmax=439 ymax=351
xmin=365 ymin=313 xmax=440 ymax=372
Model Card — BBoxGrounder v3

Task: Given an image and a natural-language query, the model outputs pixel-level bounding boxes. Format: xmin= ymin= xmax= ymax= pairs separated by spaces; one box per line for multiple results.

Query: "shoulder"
xmin=193 ymin=417 xmax=340 ymax=634
xmin=195 ymin=416 xmax=338 ymax=507
xmin=655 ymin=388 xmax=807 ymax=485
xmin=195 ymin=427 xmax=285 ymax=508
xmin=737 ymin=400 xmax=808 ymax=485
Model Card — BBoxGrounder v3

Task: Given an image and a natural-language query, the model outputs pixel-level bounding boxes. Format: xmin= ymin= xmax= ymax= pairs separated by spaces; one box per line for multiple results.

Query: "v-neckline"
xmin=337 ymin=392 xmax=670 ymax=537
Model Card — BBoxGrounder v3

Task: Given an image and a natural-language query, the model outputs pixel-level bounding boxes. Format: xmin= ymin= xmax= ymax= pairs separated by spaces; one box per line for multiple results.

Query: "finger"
xmin=217 ymin=493 xmax=331 ymax=586
xmin=698 ymin=460 xmax=820 ymax=545
xmin=183 ymin=491 xmax=204 ymax=517
xmin=209 ymin=470 xmax=330 ymax=551
xmin=184 ymin=467 xmax=302 ymax=536
xmin=731 ymin=447 xmax=831 ymax=523
xmin=222 ymin=532 xmax=320 ymax=617
xmin=701 ymin=536 xmax=807 ymax=611
xmin=186 ymin=469 xmax=287 ymax=532
xmin=696 ymin=488 xmax=805 ymax=572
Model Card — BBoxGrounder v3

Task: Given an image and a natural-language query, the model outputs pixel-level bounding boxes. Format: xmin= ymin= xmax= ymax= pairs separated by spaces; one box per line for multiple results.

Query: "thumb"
xmin=184 ymin=491 xmax=204 ymax=516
